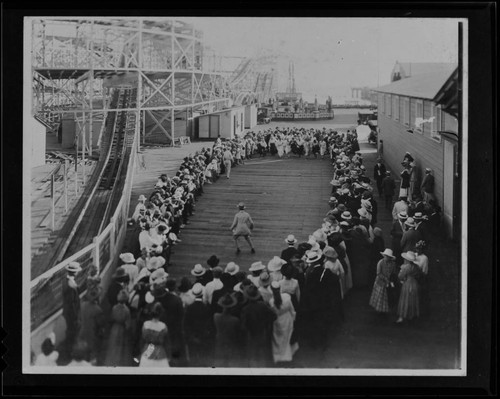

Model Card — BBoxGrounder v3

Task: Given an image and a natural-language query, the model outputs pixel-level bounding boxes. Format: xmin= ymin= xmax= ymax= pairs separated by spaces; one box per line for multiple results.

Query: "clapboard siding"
xmin=378 ymin=105 xmax=444 ymax=208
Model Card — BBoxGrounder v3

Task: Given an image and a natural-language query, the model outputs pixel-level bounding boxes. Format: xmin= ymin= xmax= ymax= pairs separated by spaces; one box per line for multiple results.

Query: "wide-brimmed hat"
xmin=206 ymin=255 xmax=220 ymax=268
xmin=380 ymin=248 xmax=396 ymax=258
xmin=65 ymin=261 xmax=82 ymax=273
xmin=398 ymin=211 xmax=408 ymax=220
xmin=267 ymin=256 xmax=287 ymax=272
xmin=138 ymin=195 xmax=147 ymax=201
xmin=149 ymin=268 xmax=168 ymax=285
xmin=243 ymin=285 xmax=262 ymax=302
xmin=404 ymin=217 xmax=416 ymax=227
xmin=413 ymin=212 xmax=424 ymax=220
xmin=385 ymin=171 xmax=391 ymax=175
xmin=341 ymin=211 xmax=352 ymax=220
xmin=224 ymin=262 xmax=240 ymax=275
xmin=401 ymin=251 xmax=417 ymax=263
xmin=249 ymin=261 xmax=266 ymax=272
xmin=191 ymin=264 xmax=207 ymax=277
xmin=425 ymin=168 xmax=432 ymax=173
xmin=148 ymin=256 xmax=166 ymax=271
xmin=322 ymin=246 xmax=338 ymax=259
xmin=358 ymin=207 xmax=370 ymax=218
xmin=119 ymin=253 xmax=135 ymax=264
xmin=285 ymin=234 xmax=298 ymax=245
xmin=218 ymin=292 xmax=238 ymax=308
xmin=259 ymin=271 xmax=271 ymax=287
xmin=237 ymin=202 xmax=246 ymax=210
xmin=112 ymin=267 xmax=129 ymax=282
xmin=305 ymin=250 xmax=323 ymax=263
xmin=191 ymin=283 xmax=204 ymax=298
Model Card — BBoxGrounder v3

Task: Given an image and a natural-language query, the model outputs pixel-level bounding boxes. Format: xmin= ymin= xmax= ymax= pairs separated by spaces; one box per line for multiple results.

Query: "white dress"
xmin=269 ymin=293 xmax=297 ymax=362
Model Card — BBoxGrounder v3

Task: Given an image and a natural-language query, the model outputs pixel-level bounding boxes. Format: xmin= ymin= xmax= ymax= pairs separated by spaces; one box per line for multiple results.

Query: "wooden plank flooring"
xmin=167 ymin=156 xmax=333 ymax=280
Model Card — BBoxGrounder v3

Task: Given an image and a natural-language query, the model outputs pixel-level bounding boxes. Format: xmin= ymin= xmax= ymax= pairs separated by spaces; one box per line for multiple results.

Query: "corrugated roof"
xmin=374 ymin=66 xmax=457 ymax=99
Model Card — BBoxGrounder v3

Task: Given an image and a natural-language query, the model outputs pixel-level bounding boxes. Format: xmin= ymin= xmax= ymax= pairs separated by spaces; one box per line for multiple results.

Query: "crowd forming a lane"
xmin=33 ymin=126 xmax=442 ymax=368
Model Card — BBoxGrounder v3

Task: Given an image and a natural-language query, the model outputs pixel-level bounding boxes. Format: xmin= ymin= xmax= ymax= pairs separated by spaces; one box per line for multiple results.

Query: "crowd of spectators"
xmin=35 ymin=125 xmax=441 ymax=368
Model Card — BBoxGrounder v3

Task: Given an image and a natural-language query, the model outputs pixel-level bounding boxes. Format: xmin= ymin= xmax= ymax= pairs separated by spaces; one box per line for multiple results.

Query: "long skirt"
xmin=369 ymin=279 xmax=389 ymax=313
xmin=272 ymin=312 xmax=295 ymax=363
xmin=397 ymin=278 xmax=420 ymax=320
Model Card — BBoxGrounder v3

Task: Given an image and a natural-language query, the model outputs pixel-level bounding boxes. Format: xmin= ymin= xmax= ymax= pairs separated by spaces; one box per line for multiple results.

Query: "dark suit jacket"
xmin=184 ymin=300 xmax=215 ymax=345
xmin=390 ymin=220 xmax=405 ymax=254
xmin=156 ymin=291 xmax=185 ymax=357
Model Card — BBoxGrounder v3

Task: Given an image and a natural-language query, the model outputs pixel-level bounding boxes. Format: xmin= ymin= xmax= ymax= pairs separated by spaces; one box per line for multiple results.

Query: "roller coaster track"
xmin=31 ymin=87 xmax=137 ymax=277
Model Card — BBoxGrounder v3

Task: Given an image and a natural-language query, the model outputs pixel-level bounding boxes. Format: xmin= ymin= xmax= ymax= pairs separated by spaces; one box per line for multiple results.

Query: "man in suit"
xmin=420 ymin=168 xmax=436 ymax=204
xmin=154 ymin=280 xmax=185 ymax=366
xmin=382 ymin=171 xmax=396 ymax=211
xmin=281 ymin=235 xmax=300 ymax=262
xmin=373 ymin=158 xmax=387 ymax=197
xmin=184 ymin=283 xmax=215 ymax=367
xmin=390 ymin=211 xmax=408 ymax=263
xmin=240 ymin=285 xmax=277 ymax=367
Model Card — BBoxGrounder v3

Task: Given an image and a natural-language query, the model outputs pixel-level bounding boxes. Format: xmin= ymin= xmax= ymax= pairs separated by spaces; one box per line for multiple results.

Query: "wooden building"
xmin=198 ymin=106 xmax=246 ymax=139
xmin=374 ymin=65 xmax=459 ymax=238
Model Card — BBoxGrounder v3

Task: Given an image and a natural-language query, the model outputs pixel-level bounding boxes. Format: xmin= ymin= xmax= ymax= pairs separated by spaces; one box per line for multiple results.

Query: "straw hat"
xmin=224 ymin=262 xmax=240 ymax=276
xmin=267 ymin=256 xmax=287 ymax=272
xmin=398 ymin=211 xmax=408 ymax=220
xmin=285 ymin=234 xmax=298 ymax=245
xmin=138 ymin=195 xmax=147 ymax=201
xmin=65 ymin=261 xmax=82 ymax=273
xmin=119 ymin=253 xmax=135 ymax=264
xmin=190 ymin=264 xmax=207 ymax=277
xmin=149 ymin=268 xmax=168 ymax=285
xmin=358 ymin=207 xmax=369 ymax=218
xmin=237 ymin=202 xmax=246 ymax=210
xmin=191 ymin=283 xmax=204 ymax=298
xmin=404 ymin=217 xmax=416 ymax=227
xmin=413 ymin=212 xmax=424 ymax=220
xmin=148 ymin=256 xmax=166 ymax=271
xmin=341 ymin=211 xmax=352 ymax=220
xmin=249 ymin=261 xmax=266 ymax=272
xmin=401 ymin=251 xmax=417 ymax=263
xmin=305 ymin=250 xmax=323 ymax=263
xmin=380 ymin=248 xmax=396 ymax=259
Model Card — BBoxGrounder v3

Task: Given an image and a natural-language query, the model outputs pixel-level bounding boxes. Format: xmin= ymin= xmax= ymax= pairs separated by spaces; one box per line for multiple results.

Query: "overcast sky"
xmin=186 ymin=17 xmax=461 ymax=100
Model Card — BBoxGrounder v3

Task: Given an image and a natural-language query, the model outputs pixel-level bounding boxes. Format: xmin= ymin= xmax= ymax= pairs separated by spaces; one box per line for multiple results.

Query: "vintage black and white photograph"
xmin=21 ymin=15 xmax=470 ymax=376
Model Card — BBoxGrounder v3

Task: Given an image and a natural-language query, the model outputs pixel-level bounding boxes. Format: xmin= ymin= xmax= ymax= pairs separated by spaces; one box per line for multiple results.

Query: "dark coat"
xmin=382 ymin=176 xmax=396 ymax=196
xmin=240 ymin=301 xmax=276 ymax=367
xmin=213 ymin=312 xmax=242 ymax=367
xmin=299 ymin=265 xmax=342 ymax=349
xmin=62 ymin=277 xmax=81 ymax=325
xmin=156 ymin=291 xmax=185 ymax=363
xmin=390 ymin=220 xmax=405 ymax=258
xmin=184 ymin=299 xmax=215 ymax=366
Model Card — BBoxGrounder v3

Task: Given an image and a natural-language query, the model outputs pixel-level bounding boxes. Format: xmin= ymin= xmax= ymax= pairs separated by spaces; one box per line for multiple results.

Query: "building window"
xmin=430 ymin=104 xmax=442 ymax=143
xmin=392 ymin=95 xmax=399 ymax=121
xmin=386 ymin=94 xmax=391 ymax=117
xmin=403 ymin=97 xmax=410 ymax=126
xmin=415 ymin=100 xmax=424 ymax=134
xmin=379 ymin=94 xmax=385 ymax=114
